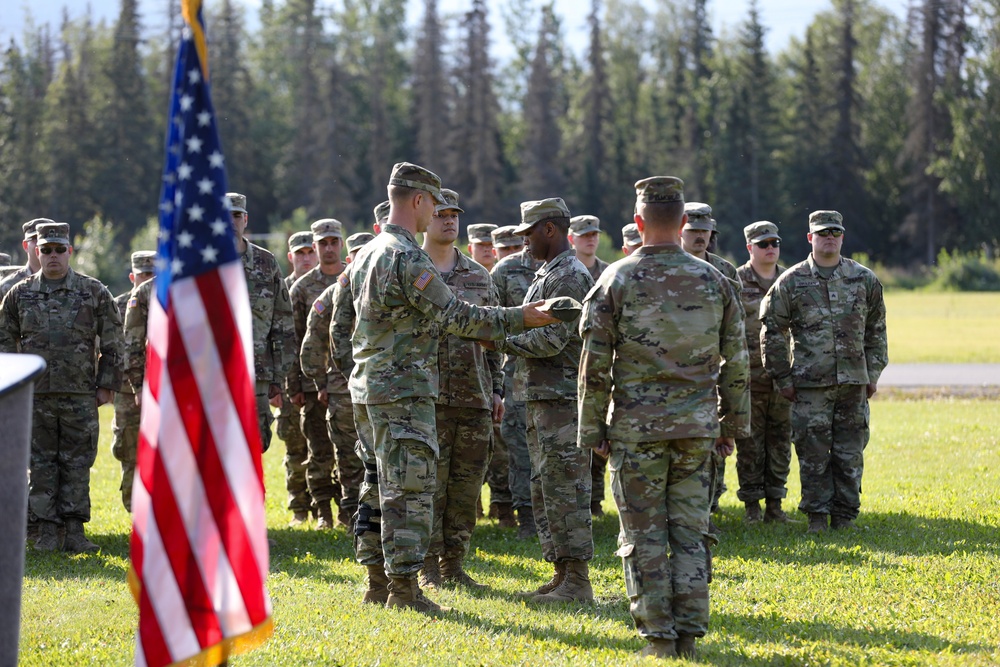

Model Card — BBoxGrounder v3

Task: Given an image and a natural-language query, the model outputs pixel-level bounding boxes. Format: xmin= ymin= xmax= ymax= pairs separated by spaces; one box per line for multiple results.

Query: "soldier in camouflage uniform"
xmin=0 ymin=252 xmax=9 ymax=266
xmin=467 ymin=222 xmax=498 ymax=271
xmin=621 ymin=223 xmax=642 ymax=256
xmin=288 ymin=219 xmax=358 ymax=530
xmin=569 ymin=214 xmax=610 ymax=517
xmin=735 ymin=222 xmax=793 ymax=524
xmin=0 ymin=218 xmax=46 ymax=302
xmin=494 ymin=198 xmax=596 ymax=604
xmin=490 ymin=225 xmax=541 ymax=540
xmin=579 ymin=177 xmax=750 ymax=659
xmin=278 ymin=231 xmax=317 ymax=525
xmin=418 ymin=194 xmax=504 ymax=589
xmin=110 ymin=251 xmax=156 ymax=512
xmin=760 ymin=210 xmax=888 ymax=534
xmin=0 ymin=222 xmax=124 ymax=553
xmin=348 ymin=163 xmax=557 ymax=613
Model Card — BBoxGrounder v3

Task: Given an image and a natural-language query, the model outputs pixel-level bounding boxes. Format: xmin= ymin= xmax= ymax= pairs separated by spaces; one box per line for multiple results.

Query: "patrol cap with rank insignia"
xmin=288 ymin=231 xmax=313 ymax=252
xmin=36 ymin=222 xmax=71 ymax=246
xmin=569 ymin=215 xmax=601 ymax=236
xmin=684 ymin=202 xmax=715 ymax=231
xmin=436 ymin=188 xmax=464 ymax=214
xmin=373 ymin=200 xmax=391 ymax=224
xmin=808 ymin=210 xmax=845 ymax=232
xmin=491 ymin=225 xmax=524 ymax=248
xmin=513 ymin=198 xmax=571 ymax=235
xmin=634 ymin=176 xmax=684 ymax=203
xmin=311 ymin=218 xmax=343 ymax=241
xmin=131 ymin=250 xmax=157 ymax=274
xmin=388 ymin=162 xmax=446 ymax=205
xmin=226 ymin=192 xmax=247 ymax=214
xmin=744 ymin=221 xmax=781 ymax=243
xmin=622 ymin=223 xmax=642 ymax=248
xmin=23 ymin=218 xmax=52 ymax=241
xmin=467 ymin=223 xmax=497 ymax=244
xmin=347 ymin=232 xmax=375 ymax=254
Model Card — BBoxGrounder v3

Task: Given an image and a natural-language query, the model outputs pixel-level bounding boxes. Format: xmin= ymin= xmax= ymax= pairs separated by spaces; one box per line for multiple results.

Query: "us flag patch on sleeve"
xmin=338 ymin=273 xmax=349 ymax=287
xmin=413 ymin=270 xmax=434 ymax=291
xmin=313 ymin=300 xmax=326 ymax=314
xmin=128 ymin=297 xmax=138 ymax=309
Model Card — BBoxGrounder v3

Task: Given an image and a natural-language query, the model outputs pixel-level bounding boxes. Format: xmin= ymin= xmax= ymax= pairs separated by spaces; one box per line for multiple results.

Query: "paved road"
xmin=878 ymin=364 xmax=1000 ymax=387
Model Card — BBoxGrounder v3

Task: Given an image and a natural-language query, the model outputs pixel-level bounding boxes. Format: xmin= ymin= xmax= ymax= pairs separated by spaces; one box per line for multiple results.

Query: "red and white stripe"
xmin=131 ymin=262 xmax=271 ymax=667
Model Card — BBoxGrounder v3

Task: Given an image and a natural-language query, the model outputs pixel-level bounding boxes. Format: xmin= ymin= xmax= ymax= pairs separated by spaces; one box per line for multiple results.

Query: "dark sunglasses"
xmin=40 ymin=246 xmax=68 ymax=255
xmin=754 ymin=239 xmax=780 ymax=249
xmin=815 ymin=229 xmax=843 ymax=238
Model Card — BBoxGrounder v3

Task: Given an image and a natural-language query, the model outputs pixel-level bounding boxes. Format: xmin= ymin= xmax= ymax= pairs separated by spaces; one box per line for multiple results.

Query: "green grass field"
xmin=18 ymin=399 xmax=1000 ymax=666
xmin=885 ymin=292 xmax=1000 ymax=363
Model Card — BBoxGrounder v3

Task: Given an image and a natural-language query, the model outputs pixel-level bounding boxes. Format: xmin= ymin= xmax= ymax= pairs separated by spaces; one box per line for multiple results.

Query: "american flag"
xmin=128 ymin=2 xmax=273 ymax=666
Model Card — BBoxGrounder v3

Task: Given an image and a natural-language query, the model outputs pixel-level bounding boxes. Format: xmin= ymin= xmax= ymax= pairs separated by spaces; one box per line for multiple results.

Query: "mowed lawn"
xmin=885 ymin=292 xmax=1000 ymax=363
xmin=18 ymin=398 xmax=1000 ymax=666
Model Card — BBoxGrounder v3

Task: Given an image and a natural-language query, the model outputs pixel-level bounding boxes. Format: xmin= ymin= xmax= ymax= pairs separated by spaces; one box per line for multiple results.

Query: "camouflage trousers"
xmin=592 ymin=449 xmax=608 ymax=510
xmin=353 ymin=403 xmax=383 ymax=566
xmin=500 ymin=396 xmax=532 ymax=509
xmin=792 ymin=385 xmax=869 ymax=521
xmin=429 ymin=405 xmax=492 ymax=560
xmin=111 ymin=390 xmax=140 ymax=512
xmin=735 ymin=386 xmax=792 ymax=502
xmin=301 ymin=392 xmax=337 ymax=504
xmin=255 ymin=382 xmax=273 ymax=453
xmin=610 ymin=437 xmax=714 ymax=640
xmin=326 ymin=393 xmax=364 ymax=517
xmin=486 ymin=422 xmax=512 ymax=505
xmin=526 ymin=399 xmax=593 ymax=562
xmin=30 ymin=393 xmax=99 ymax=524
xmin=276 ymin=396 xmax=311 ymax=513
xmin=368 ymin=397 xmax=438 ymax=576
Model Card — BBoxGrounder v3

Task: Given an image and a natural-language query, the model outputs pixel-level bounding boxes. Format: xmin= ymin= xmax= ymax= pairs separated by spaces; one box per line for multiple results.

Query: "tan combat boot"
xmin=315 ymin=500 xmax=335 ymax=530
xmin=63 ymin=519 xmax=99 ymax=554
xmin=440 ymin=557 xmax=486 ymax=590
xmin=494 ymin=502 xmax=517 ymax=529
xmin=33 ymin=521 xmax=63 ymax=552
xmin=385 ymin=575 xmax=450 ymax=613
xmin=289 ymin=511 xmax=309 ymax=527
xmin=638 ymin=638 xmax=677 ymax=659
xmin=516 ymin=560 xmax=566 ymax=599
xmin=516 ymin=506 xmax=537 ymax=541
xmin=419 ymin=554 xmax=441 ymax=589
xmin=744 ymin=500 xmax=763 ymax=524
xmin=362 ymin=564 xmax=390 ymax=605
xmin=807 ymin=513 xmax=829 ymax=534
xmin=532 ymin=559 xmax=594 ymax=604
xmin=676 ymin=634 xmax=697 ymax=659
xmin=831 ymin=515 xmax=856 ymax=531
xmin=764 ymin=498 xmax=791 ymax=523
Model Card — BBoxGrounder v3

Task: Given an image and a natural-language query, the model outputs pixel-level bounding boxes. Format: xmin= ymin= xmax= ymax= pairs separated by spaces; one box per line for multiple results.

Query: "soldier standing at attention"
xmin=579 ymin=177 xmax=750 ymax=659
xmin=621 ymin=223 xmax=642 ymax=256
xmin=348 ymin=163 xmax=558 ymax=613
xmin=110 ymin=251 xmax=156 ymax=512
xmin=760 ymin=210 xmax=888 ymax=534
xmin=419 ymin=191 xmax=504 ymax=589
xmin=0 ymin=218 xmax=46 ymax=301
xmin=735 ymin=222 xmax=793 ymax=524
xmin=491 ymin=198 xmax=596 ymax=604
xmin=490 ymin=225 xmax=540 ymax=540
xmin=289 ymin=219 xmax=358 ymax=530
xmin=278 ymin=231 xmax=317 ymax=525
xmin=0 ymin=222 xmax=124 ymax=553
xmin=467 ymin=223 xmax=498 ymax=271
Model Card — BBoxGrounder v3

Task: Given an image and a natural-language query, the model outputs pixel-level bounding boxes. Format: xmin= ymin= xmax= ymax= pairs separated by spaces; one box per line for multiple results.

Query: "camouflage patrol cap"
xmin=373 ymin=200 xmax=391 ymax=224
xmin=388 ymin=162 xmax=446 ymax=205
xmin=569 ymin=215 xmax=601 ymax=236
xmin=36 ymin=222 xmax=71 ymax=246
xmin=0 ymin=252 xmax=10 ymax=266
xmin=808 ymin=210 xmax=845 ymax=232
xmin=744 ymin=221 xmax=781 ymax=243
xmin=467 ymin=223 xmax=497 ymax=244
xmin=622 ymin=223 xmax=642 ymax=248
xmin=684 ymin=202 xmax=715 ymax=231
xmin=436 ymin=188 xmax=464 ymax=214
xmin=513 ymin=198 xmax=571 ymax=235
xmin=288 ymin=231 xmax=313 ymax=252
xmin=634 ymin=176 xmax=684 ymax=203
xmin=131 ymin=250 xmax=157 ymax=274
xmin=226 ymin=192 xmax=247 ymax=214
xmin=346 ymin=232 xmax=375 ymax=254
xmin=23 ymin=218 xmax=53 ymax=241
xmin=491 ymin=225 xmax=524 ymax=248
xmin=311 ymin=218 xmax=343 ymax=241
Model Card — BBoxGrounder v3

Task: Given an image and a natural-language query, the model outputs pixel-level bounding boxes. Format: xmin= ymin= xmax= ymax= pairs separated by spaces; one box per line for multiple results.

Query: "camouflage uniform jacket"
xmin=760 ymin=254 xmax=888 ymax=391
xmin=241 ymin=240 xmax=294 ymax=387
xmin=0 ymin=267 xmax=123 ymax=394
xmin=435 ymin=248 xmax=503 ymax=410
xmin=123 ymin=278 xmax=155 ymax=394
xmin=578 ymin=244 xmax=750 ymax=448
xmin=497 ymin=248 xmax=594 ymax=402
xmin=300 ymin=279 xmax=349 ymax=397
xmin=328 ymin=261 xmax=359 ymax=384
xmin=114 ymin=291 xmax=134 ymax=395
xmin=0 ymin=265 xmax=33 ymax=302
xmin=348 ymin=223 xmax=524 ymax=405
xmin=492 ymin=249 xmax=542 ymax=385
xmin=737 ymin=261 xmax=787 ymax=391
xmin=585 ymin=256 xmax=609 ymax=282
xmin=288 ymin=265 xmax=341 ymax=394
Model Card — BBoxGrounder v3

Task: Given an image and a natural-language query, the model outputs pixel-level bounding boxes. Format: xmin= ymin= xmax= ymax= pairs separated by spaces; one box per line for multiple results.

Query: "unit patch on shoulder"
xmin=413 ymin=270 xmax=434 ymax=291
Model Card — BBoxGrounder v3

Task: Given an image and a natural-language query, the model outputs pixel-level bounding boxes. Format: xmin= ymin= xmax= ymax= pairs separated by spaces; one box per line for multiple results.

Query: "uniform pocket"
xmin=615 ymin=542 xmax=640 ymax=600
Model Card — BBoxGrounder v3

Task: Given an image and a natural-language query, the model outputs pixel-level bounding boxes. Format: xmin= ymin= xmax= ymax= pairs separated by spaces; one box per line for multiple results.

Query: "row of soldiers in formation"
xmin=0 ymin=160 xmax=888 ymax=660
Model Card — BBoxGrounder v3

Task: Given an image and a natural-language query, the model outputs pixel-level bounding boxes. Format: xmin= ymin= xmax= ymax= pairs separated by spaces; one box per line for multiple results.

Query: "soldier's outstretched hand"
xmin=522 ymin=300 xmax=560 ymax=328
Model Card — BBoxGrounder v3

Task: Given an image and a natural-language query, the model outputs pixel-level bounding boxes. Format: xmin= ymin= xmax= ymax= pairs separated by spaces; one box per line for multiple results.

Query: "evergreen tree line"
xmin=1 ymin=0 xmax=997 ymax=268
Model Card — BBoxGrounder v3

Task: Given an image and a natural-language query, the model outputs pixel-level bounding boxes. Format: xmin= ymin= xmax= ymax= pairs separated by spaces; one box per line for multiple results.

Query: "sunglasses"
xmin=754 ymin=239 xmax=780 ymax=249
xmin=815 ymin=229 xmax=843 ymax=238
xmin=40 ymin=246 xmax=68 ymax=255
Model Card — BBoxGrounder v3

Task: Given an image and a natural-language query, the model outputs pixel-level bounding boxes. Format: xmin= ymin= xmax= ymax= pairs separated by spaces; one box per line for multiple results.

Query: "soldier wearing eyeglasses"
xmin=735 ymin=222 xmax=792 ymax=525
xmin=759 ymin=210 xmax=888 ymax=534
xmin=0 ymin=222 xmax=123 ymax=553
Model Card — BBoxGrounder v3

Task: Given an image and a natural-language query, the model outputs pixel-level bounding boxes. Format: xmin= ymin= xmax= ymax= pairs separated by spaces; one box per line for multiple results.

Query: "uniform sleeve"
xmin=286 ymin=281 xmax=308 ymax=394
xmin=717 ymin=278 xmax=750 ymax=438
xmin=300 ymin=286 xmax=334 ymax=388
xmin=95 ymin=285 xmax=125 ymax=392
xmin=864 ymin=274 xmax=889 ymax=385
xmin=485 ymin=277 xmax=504 ymax=395
xmin=498 ymin=268 xmax=589 ymax=359
xmin=0 ymin=289 xmax=20 ymax=353
xmin=577 ymin=280 xmax=616 ymax=450
xmin=329 ymin=276 xmax=356 ymax=380
xmin=760 ymin=279 xmax=794 ymax=392
xmin=124 ymin=281 xmax=152 ymax=394
xmin=268 ymin=264 xmax=295 ymax=386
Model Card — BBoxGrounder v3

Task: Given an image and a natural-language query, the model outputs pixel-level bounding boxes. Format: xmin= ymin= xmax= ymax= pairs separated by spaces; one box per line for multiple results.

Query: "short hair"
xmin=638 ymin=201 xmax=685 ymax=227
xmin=542 ymin=216 xmax=571 ymax=233
xmin=388 ymin=183 xmax=420 ymax=204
